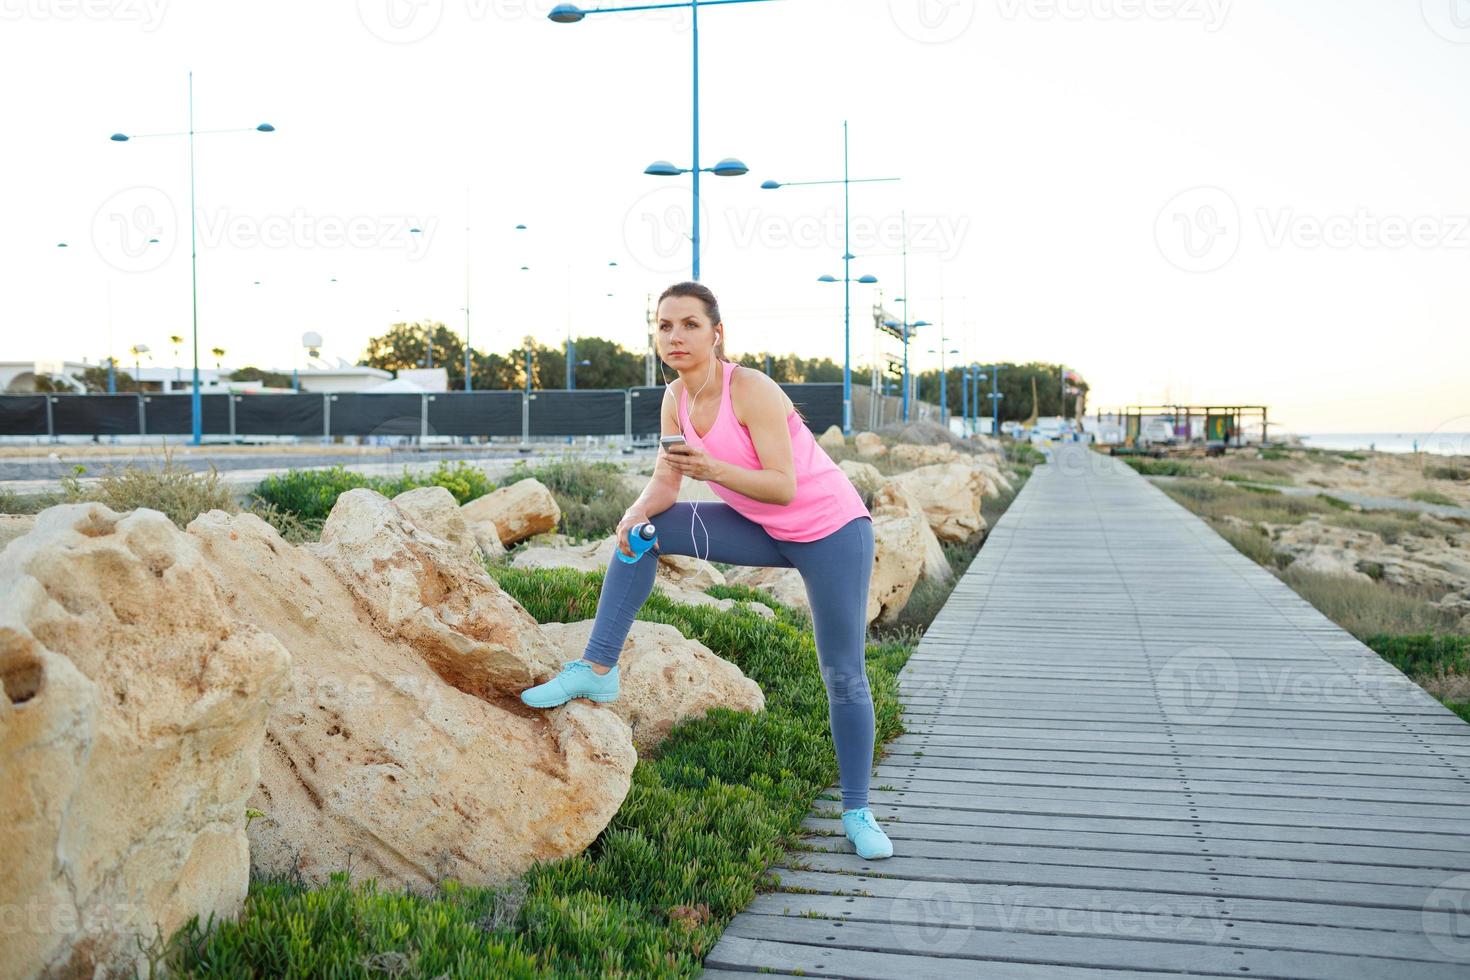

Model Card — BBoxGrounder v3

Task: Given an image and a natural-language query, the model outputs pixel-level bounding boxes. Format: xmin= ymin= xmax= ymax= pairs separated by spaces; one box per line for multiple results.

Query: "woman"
xmin=519 ymin=280 xmax=893 ymax=860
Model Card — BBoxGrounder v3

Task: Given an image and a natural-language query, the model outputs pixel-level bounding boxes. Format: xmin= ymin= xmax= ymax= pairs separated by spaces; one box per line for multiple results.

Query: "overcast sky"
xmin=2 ymin=0 xmax=1466 ymax=433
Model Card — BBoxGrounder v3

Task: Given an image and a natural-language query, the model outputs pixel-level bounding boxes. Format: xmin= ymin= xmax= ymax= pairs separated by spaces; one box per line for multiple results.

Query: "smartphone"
xmin=659 ymin=434 xmax=687 ymax=452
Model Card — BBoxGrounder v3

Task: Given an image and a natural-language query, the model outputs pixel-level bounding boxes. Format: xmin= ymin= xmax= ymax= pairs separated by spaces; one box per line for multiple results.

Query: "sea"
xmin=1296 ymin=432 xmax=1470 ymax=455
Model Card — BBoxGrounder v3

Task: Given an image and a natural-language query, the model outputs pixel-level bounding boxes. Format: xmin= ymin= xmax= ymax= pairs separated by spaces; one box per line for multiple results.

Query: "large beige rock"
xmin=890 ymin=462 xmax=989 ymax=542
xmin=1 ymin=504 xmax=291 ymax=979
xmin=970 ymin=434 xmax=1004 ymax=454
xmin=188 ymin=508 xmax=637 ymax=893
xmin=1269 ymin=517 xmax=1470 ymax=591
xmin=461 ymin=477 xmax=560 ymax=546
xmin=854 ymin=431 xmax=886 ymax=458
xmin=540 ymin=620 xmax=764 ymax=753
xmin=870 ymin=484 xmax=950 ymax=585
xmin=839 ymin=459 xmax=886 ymax=500
xmin=0 ymin=513 xmax=36 ymax=552
xmin=314 ymin=488 xmax=561 ymax=698
xmin=724 ymin=565 xmax=808 ymax=617
xmin=869 ymin=514 xmax=928 ymax=623
xmin=818 ymin=424 xmax=846 ymax=451
xmin=970 ymin=455 xmax=1011 ymax=497
xmin=890 ymin=442 xmax=957 ymax=467
xmin=392 ymin=485 xmax=481 ymax=563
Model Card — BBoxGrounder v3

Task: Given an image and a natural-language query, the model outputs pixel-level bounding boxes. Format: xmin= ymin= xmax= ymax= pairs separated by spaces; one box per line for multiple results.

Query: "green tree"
xmin=227 ymin=366 xmax=294 ymax=388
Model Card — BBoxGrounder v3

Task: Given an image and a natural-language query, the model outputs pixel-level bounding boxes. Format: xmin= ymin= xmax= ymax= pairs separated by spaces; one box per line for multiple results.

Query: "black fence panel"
xmin=142 ymin=394 xmax=232 ymax=435
xmin=782 ymin=382 xmax=841 ymax=432
xmin=629 ymin=386 xmax=666 ymax=436
xmin=327 ymin=393 xmax=423 ymax=436
xmin=427 ymin=391 xmax=522 ymax=436
xmin=52 ymin=394 xmax=140 ymax=435
xmin=0 ymin=396 xmax=48 ymax=435
xmin=235 ymin=394 xmax=324 ymax=436
xmin=528 ymin=390 xmax=625 ymax=436
xmin=3 ymin=384 xmax=845 ymax=438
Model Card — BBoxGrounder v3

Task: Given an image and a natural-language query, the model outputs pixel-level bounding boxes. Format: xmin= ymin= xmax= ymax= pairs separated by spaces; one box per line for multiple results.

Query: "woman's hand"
xmin=616 ymin=509 xmax=656 ymax=557
xmin=662 ymin=443 xmax=725 ymax=483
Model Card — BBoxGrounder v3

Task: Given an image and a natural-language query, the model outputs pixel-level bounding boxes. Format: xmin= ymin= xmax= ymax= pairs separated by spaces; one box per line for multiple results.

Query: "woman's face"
xmin=656 ymin=295 xmax=719 ymax=370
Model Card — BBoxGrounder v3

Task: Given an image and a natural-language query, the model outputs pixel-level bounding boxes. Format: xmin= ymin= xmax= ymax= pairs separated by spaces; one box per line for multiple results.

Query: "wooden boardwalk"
xmin=703 ymin=442 xmax=1470 ymax=978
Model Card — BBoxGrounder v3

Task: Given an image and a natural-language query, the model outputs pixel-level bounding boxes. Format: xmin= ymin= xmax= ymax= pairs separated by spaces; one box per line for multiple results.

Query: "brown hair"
xmin=658 ymin=281 xmax=810 ymax=426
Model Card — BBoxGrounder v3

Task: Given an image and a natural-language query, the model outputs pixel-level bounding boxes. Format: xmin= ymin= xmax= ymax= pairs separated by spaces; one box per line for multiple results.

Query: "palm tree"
xmin=169 ymin=334 xmax=184 ymax=386
xmin=211 ymin=347 xmax=226 ymax=371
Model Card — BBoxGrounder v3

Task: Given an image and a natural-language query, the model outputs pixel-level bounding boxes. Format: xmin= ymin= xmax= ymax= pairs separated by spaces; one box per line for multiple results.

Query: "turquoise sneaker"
xmin=841 ymin=806 xmax=894 ymax=859
xmin=520 ymin=659 xmax=620 ymax=708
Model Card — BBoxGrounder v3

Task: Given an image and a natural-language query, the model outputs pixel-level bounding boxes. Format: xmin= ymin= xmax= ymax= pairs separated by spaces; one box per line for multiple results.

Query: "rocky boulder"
xmin=188 ymin=508 xmax=637 ymax=893
xmin=869 ymin=482 xmax=951 ymax=586
xmin=461 ymin=477 xmax=560 ymax=547
xmin=314 ymin=488 xmax=562 ymax=699
xmin=889 ymin=442 xmax=958 ymax=467
xmin=890 ymin=462 xmax=989 ymax=543
xmin=1 ymin=504 xmax=291 ymax=979
xmin=0 ymin=513 xmax=36 ymax=552
xmin=539 ymin=619 xmax=764 ymax=753
xmin=818 ymin=425 xmax=846 ymax=451
xmin=838 ymin=459 xmax=886 ymax=501
xmin=392 ymin=485 xmax=482 ymax=563
xmin=853 ymin=431 xmax=887 ymax=458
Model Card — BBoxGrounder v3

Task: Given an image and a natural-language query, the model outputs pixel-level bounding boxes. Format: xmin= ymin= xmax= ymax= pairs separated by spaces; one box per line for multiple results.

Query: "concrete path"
xmin=702 ymin=442 xmax=1470 ymax=978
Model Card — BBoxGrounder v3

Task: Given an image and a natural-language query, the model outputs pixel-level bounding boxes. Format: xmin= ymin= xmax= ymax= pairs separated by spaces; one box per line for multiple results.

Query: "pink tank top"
xmin=677 ymin=359 xmax=871 ymax=542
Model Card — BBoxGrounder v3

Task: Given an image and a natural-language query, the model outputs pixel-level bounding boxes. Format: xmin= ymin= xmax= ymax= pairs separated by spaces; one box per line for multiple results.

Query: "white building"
xmin=0 ymin=358 xmax=391 ymax=394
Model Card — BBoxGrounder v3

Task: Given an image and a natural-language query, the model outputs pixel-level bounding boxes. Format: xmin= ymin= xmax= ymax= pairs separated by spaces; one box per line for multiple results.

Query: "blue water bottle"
xmin=617 ymin=522 xmax=658 ymax=563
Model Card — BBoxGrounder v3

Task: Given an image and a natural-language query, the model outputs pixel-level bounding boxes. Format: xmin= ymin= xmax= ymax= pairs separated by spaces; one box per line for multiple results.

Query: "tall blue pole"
xmin=691 ymin=0 xmax=700 ymax=280
xmin=188 ymin=71 xmax=201 ymax=445
xmin=900 ymin=209 xmax=909 ymax=422
xmin=992 ymin=363 xmax=1002 ymax=435
xmin=961 ymin=365 xmax=970 ymax=434
xmin=841 ymin=119 xmax=851 ymax=435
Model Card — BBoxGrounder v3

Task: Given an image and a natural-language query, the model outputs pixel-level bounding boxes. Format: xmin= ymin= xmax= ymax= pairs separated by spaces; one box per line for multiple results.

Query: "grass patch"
xmin=1410 ymin=489 xmax=1457 ymax=506
xmin=250 ymin=460 xmax=495 ymax=527
xmin=0 ymin=487 xmax=63 ymax=515
xmin=1425 ymin=463 xmax=1469 ymax=482
xmin=1362 ymin=633 xmax=1470 ymax=721
xmin=1121 ymin=457 xmax=1200 ymax=477
xmin=1277 ymin=565 xmax=1459 ymax=639
xmin=1212 ymin=521 xmax=1276 ymax=567
xmin=1158 ymin=478 xmax=1330 ymax=525
xmin=55 ymin=452 xmax=236 ymax=529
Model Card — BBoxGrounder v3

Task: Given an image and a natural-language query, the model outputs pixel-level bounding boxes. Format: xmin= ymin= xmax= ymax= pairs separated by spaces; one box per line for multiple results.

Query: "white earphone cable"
xmin=662 ymin=342 xmax=718 ymax=564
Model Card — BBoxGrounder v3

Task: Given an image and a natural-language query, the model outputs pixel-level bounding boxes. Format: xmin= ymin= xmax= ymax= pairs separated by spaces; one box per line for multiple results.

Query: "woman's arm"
xmin=625 ymin=387 xmax=684 ymax=517
xmin=707 ymin=370 xmax=797 ymax=505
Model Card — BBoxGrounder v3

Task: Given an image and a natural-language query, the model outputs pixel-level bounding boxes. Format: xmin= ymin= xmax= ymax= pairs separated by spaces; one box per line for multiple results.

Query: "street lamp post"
xmin=927 ymin=344 xmax=959 ymax=428
xmin=550 ymin=0 xmax=773 ymax=281
xmin=110 ymin=71 xmax=274 ymax=445
xmin=762 ymin=121 xmax=899 ymax=435
xmin=989 ymin=363 xmax=1004 ymax=436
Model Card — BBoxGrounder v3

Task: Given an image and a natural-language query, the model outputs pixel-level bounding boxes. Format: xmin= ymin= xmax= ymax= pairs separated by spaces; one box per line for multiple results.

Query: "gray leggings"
xmin=582 ymin=502 xmax=877 ymax=811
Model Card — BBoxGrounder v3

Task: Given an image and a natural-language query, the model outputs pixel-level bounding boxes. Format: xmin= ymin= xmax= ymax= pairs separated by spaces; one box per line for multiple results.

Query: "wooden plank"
xmin=705 ymin=443 xmax=1470 ymax=975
